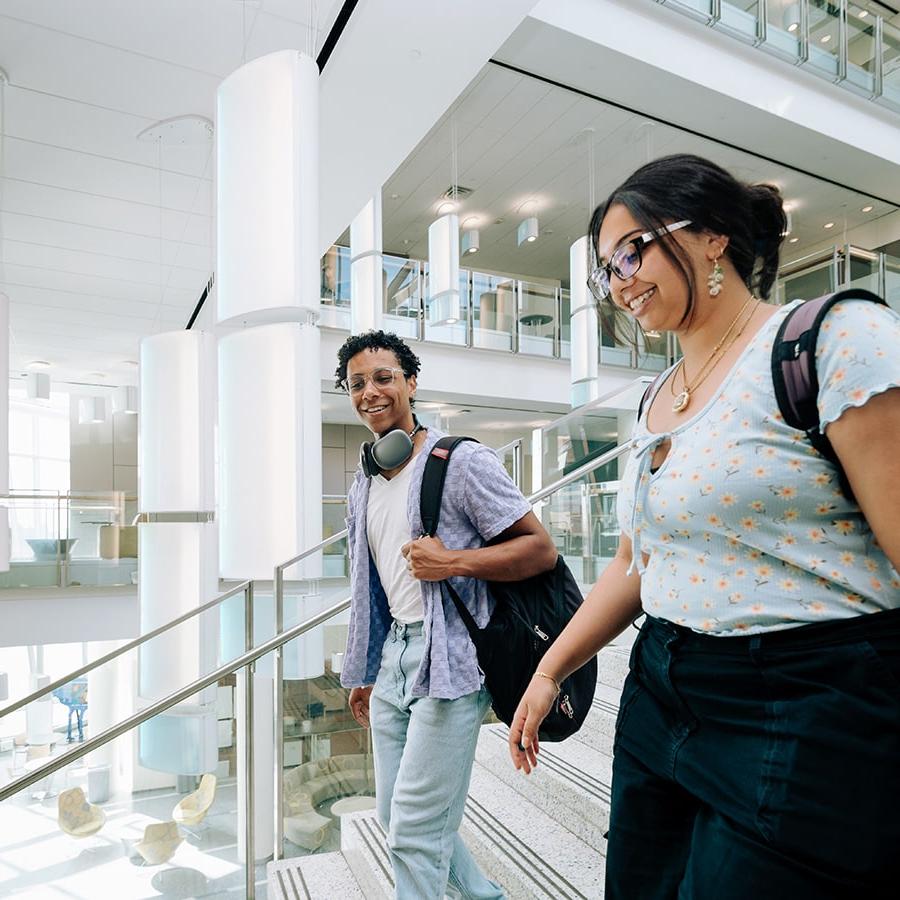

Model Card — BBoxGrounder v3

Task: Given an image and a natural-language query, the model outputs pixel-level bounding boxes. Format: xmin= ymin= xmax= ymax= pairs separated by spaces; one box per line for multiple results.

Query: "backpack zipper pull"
xmin=533 ymin=624 xmax=549 ymax=641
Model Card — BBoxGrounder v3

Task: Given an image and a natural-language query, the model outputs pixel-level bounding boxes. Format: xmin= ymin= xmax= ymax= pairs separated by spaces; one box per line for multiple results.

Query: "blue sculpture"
xmin=52 ymin=678 xmax=88 ymax=743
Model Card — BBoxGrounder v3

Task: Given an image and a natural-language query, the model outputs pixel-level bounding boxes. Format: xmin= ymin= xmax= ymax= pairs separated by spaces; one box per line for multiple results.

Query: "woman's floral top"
xmin=617 ymin=299 xmax=900 ymax=634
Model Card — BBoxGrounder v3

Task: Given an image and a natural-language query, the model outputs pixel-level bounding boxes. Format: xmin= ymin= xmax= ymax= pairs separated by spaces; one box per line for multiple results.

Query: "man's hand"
xmin=348 ymin=686 xmax=373 ymax=728
xmin=401 ymin=536 xmax=457 ymax=581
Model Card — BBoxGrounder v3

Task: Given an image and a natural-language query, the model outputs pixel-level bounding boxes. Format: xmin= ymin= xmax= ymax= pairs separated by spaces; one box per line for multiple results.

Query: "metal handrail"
xmin=0 ymin=595 xmax=350 ymax=802
xmin=0 ymin=580 xmax=252 ymax=721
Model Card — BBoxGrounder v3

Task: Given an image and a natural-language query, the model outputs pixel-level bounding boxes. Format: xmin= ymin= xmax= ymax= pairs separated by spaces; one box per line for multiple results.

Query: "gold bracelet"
xmin=535 ymin=670 xmax=561 ymax=695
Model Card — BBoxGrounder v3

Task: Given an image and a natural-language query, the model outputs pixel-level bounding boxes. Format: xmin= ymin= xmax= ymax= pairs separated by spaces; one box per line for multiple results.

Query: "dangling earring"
xmin=708 ymin=255 xmax=724 ymax=297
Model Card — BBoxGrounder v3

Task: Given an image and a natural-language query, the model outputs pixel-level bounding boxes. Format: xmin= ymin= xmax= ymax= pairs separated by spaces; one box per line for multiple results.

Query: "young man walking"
xmin=336 ymin=330 xmax=557 ymax=900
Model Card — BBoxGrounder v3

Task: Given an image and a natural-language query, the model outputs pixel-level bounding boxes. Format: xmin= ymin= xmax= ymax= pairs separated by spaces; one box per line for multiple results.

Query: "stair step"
xmin=463 ymin=762 xmax=605 ymax=899
xmin=475 ymin=723 xmax=613 ymax=848
xmin=268 ymin=852 xmax=367 ymax=900
xmin=342 ymin=810 xmax=393 ymax=900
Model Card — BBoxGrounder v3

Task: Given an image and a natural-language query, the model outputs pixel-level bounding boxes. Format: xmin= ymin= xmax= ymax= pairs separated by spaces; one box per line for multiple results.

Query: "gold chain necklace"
xmin=670 ymin=295 xmax=759 ymax=413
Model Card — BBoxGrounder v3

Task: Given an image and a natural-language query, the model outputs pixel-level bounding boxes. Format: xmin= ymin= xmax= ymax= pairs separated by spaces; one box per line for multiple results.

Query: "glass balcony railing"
xmin=776 ymin=244 xmax=899 ymax=307
xmin=658 ymin=1 xmax=900 ymax=110
xmin=320 ymin=249 xmax=575 ymax=363
xmin=1 ymin=490 xmax=138 ymax=589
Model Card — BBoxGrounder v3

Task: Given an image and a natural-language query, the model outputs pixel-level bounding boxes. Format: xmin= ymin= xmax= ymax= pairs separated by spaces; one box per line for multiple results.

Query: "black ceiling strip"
xmin=185 ymin=274 xmax=213 ymax=330
xmin=187 ymin=0 xmax=359 ymax=328
xmin=488 ymin=58 xmax=899 ymax=210
xmin=317 ymin=0 xmax=360 ymax=72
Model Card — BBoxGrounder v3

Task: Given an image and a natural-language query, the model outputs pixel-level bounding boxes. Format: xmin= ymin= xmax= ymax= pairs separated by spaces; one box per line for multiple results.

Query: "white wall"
xmin=69 ymin=401 xmax=137 ymax=494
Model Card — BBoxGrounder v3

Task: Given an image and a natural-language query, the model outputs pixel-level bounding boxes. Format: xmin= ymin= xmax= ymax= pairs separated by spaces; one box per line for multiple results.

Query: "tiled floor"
xmin=0 ymin=769 xmax=268 ymax=899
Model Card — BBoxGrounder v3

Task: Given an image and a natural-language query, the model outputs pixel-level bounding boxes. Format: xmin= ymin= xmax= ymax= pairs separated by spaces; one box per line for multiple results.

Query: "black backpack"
xmin=640 ymin=288 xmax=887 ymax=501
xmin=420 ymin=436 xmax=597 ymax=743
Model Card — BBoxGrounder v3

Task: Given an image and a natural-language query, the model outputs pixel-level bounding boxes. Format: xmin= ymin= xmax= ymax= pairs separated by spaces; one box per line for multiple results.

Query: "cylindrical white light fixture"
xmin=461 ymin=229 xmax=480 ymax=256
xmin=427 ymin=213 xmax=460 ymax=325
xmin=219 ymin=321 xmax=323 ymax=580
xmin=217 ymin=50 xmax=319 ymax=326
xmin=517 ymin=216 xmax=539 ymax=246
xmin=25 ymin=372 xmax=50 ymax=401
xmin=350 ymin=194 xmax=384 ymax=334
xmin=784 ymin=3 xmax=801 ymax=32
xmin=78 ymin=397 xmax=108 ymax=424
xmin=140 ymin=331 xmax=216 ymax=513
xmin=570 ymin=236 xmax=600 ymax=407
xmin=113 ymin=385 xmax=138 ymax=415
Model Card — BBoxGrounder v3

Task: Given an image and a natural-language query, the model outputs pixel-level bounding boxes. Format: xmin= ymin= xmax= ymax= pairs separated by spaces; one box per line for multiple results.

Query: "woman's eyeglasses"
xmin=588 ymin=220 xmax=692 ymax=301
xmin=341 ymin=367 xmax=406 ymax=395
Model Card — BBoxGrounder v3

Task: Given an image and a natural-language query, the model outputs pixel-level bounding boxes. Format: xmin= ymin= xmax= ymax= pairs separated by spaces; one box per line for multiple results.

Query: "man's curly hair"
xmin=334 ymin=331 xmax=422 ymax=402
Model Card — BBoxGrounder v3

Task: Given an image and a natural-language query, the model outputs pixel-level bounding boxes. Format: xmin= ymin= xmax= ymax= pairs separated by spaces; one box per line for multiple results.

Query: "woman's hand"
xmin=348 ymin=686 xmax=373 ymax=728
xmin=508 ymin=675 xmax=560 ymax=775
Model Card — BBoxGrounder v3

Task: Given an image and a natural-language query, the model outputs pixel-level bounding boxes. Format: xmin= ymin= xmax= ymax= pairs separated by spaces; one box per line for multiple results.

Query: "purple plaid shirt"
xmin=340 ymin=428 xmax=531 ymax=700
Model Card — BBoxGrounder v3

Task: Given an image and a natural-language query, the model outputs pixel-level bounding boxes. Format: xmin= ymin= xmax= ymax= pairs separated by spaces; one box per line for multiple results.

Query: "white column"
xmin=0 ymin=294 xmax=9 ymax=572
xmin=217 ymin=49 xmax=323 ymax=861
xmin=350 ymin=195 xmax=384 ymax=334
xmin=570 ymin=237 xmax=600 ymax=409
xmin=137 ymin=330 xmax=218 ymax=776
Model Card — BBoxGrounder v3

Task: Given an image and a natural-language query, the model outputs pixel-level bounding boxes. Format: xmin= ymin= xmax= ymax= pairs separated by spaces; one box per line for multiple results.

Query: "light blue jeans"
xmin=370 ymin=620 xmax=505 ymax=900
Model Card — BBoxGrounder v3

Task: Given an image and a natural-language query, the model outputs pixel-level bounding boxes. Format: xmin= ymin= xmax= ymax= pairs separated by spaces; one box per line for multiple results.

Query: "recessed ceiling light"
xmin=824 ymin=222 xmax=835 ymax=229
xmin=859 ymin=10 xmax=868 ymax=18
xmin=787 ymin=22 xmax=799 ymax=32
xmin=820 ymin=34 xmax=832 ymax=43
xmin=789 ymin=237 xmax=799 ymax=243
xmin=389 ymin=193 xmax=400 ymax=200
xmin=861 ymin=205 xmax=874 ymax=213
xmin=26 ymin=360 xmax=51 ymax=369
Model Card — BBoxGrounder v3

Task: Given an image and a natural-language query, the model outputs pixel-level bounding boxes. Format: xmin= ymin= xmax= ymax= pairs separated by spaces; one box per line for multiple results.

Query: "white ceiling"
xmin=0 ymin=0 xmax=342 ymax=386
xmin=382 ymin=60 xmax=897 ymax=285
xmin=0 ymin=0 xmax=897 ymax=408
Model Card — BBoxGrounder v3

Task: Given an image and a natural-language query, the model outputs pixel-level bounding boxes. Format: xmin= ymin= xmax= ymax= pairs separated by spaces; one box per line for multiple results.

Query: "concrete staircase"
xmin=267 ymin=630 xmax=636 ymax=899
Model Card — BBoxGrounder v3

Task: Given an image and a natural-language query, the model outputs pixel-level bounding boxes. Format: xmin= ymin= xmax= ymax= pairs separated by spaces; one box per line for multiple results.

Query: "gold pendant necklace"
xmin=670 ymin=295 xmax=759 ymax=414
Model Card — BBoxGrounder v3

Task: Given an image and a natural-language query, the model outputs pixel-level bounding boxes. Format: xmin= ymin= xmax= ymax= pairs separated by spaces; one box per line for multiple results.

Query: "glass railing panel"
xmin=882 ymin=19 xmax=900 ymax=107
xmin=322 ymin=497 xmax=350 ymax=581
xmin=538 ymin=472 xmax=621 ymax=589
xmin=319 ymin=245 xmax=352 ymax=329
xmin=3 ymin=492 xmax=65 ymax=588
xmin=423 ymin=268 xmax=469 ymax=346
xmin=559 ymin=288 xmax=572 ymax=360
xmin=846 ymin=5 xmax=878 ymax=93
xmin=844 ymin=246 xmax=880 ymax=292
xmin=718 ymin=1 xmax=761 ymax=42
xmin=661 ymin=0 xmax=715 ymax=21
xmin=885 ymin=253 xmax=900 ymax=314
xmin=805 ymin=0 xmax=841 ymax=79
xmin=539 ymin=381 xmax=646 ymax=488
xmin=471 ymin=272 xmax=515 ymax=351
xmin=277 ymin=605 xmax=371 ymax=862
xmin=0 ymin=682 xmax=255 ymax=898
xmin=1 ymin=588 xmax=252 ymax=758
xmin=637 ymin=329 xmax=669 ymax=373
xmin=383 ymin=254 xmax=422 ymax=340
xmin=778 ymin=251 xmax=839 ymax=303
xmin=518 ymin=281 xmax=558 ymax=358
xmin=599 ymin=316 xmax=637 ymax=368
xmin=761 ymin=0 xmax=804 ymax=61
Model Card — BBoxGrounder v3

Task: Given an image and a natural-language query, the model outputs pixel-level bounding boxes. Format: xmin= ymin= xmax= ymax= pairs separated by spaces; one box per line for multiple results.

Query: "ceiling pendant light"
xmin=114 ymin=385 xmax=139 ymax=415
xmin=79 ymin=397 xmax=108 ymax=425
xmin=783 ymin=3 xmax=801 ymax=32
xmin=25 ymin=372 xmax=51 ymax=401
xmin=517 ymin=216 xmax=539 ymax=246
xmin=461 ymin=228 xmax=480 ymax=256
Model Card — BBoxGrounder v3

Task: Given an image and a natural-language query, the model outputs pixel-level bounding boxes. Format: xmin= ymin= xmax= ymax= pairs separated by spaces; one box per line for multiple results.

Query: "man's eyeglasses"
xmin=588 ymin=220 xmax=692 ymax=301
xmin=341 ymin=367 xmax=406 ymax=395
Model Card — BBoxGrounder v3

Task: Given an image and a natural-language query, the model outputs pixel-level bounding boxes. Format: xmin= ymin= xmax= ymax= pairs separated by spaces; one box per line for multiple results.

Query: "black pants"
xmin=606 ymin=609 xmax=900 ymax=899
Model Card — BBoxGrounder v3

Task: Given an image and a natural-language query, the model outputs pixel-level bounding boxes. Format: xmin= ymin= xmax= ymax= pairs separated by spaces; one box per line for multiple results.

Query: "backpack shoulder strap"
xmin=419 ymin=436 xmax=479 ymax=537
xmin=771 ymin=288 xmax=886 ymax=495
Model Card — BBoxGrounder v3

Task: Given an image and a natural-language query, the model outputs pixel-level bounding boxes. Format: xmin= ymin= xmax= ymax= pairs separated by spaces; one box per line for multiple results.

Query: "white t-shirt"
xmin=366 ymin=456 xmax=424 ymax=624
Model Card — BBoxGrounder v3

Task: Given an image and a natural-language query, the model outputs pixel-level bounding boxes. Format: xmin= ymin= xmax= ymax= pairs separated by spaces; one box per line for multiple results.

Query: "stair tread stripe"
xmin=465 ymin=795 xmax=593 ymax=900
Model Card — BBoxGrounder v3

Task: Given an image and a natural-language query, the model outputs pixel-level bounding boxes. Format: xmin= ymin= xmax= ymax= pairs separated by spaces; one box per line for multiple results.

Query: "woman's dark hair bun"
xmin=746 ymin=183 xmax=786 ymax=300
